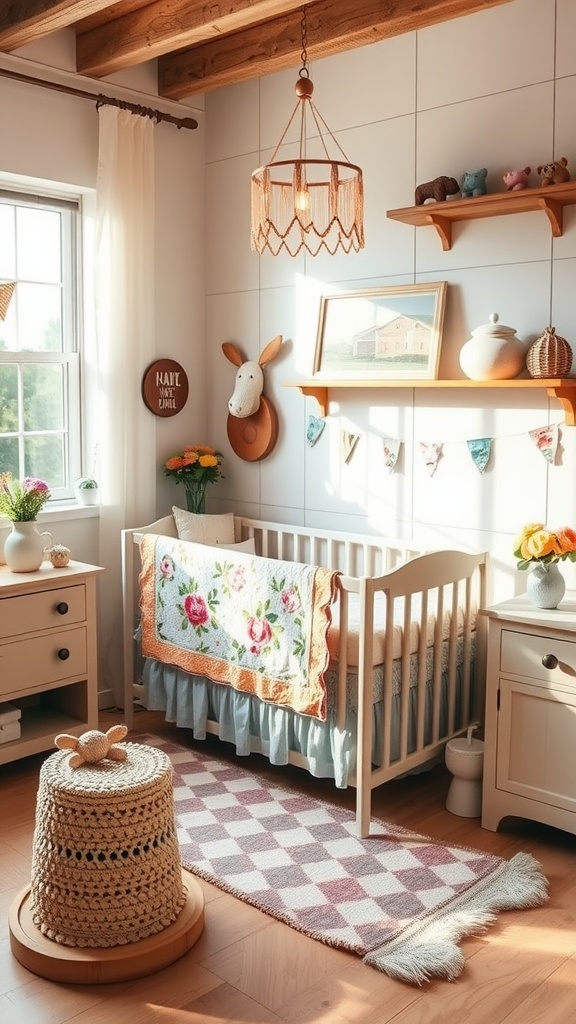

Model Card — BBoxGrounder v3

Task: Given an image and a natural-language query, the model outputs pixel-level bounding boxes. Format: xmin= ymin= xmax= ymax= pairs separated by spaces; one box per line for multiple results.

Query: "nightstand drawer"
xmin=0 ymin=626 xmax=88 ymax=696
xmin=501 ymin=629 xmax=576 ymax=687
xmin=0 ymin=585 xmax=86 ymax=640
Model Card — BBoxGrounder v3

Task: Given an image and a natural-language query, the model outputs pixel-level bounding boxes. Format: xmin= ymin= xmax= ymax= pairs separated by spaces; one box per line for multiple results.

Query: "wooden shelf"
xmin=386 ymin=181 xmax=576 ymax=250
xmin=283 ymin=378 xmax=576 ymax=423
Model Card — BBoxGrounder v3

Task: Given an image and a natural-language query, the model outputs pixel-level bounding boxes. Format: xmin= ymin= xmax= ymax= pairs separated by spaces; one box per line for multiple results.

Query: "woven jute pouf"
xmin=30 ymin=743 xmax=186 ymax=948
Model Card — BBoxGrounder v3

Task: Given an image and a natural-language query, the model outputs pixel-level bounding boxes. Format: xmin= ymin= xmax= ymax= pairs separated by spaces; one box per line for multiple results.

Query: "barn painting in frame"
xmin=313 ymin=282 xmax=447 ymax=380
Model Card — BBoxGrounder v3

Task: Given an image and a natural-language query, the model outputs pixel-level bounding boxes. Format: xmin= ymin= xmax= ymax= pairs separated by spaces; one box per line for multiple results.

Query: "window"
xmin=0 ymin=188 xmax=81 ymax=502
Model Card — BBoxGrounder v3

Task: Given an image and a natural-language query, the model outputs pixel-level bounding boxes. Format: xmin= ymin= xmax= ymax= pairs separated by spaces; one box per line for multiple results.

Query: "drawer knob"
xmin=57 ymin=648 xmax=70 ymax=661
xmin=542 ymin=654 xmax=558 ymax=670
xmin=56 ymin=602 xmax=69 ymax=615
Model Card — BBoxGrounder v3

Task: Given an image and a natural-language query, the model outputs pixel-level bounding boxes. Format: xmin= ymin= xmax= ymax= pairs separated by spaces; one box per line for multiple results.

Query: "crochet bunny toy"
xmin=55 ymin=724 xmax=128 ymax=768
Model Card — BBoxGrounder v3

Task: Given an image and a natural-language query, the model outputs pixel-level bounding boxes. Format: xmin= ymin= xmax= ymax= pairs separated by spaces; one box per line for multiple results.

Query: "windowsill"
xmin=0 ymin=504 xmax=100 ymax=528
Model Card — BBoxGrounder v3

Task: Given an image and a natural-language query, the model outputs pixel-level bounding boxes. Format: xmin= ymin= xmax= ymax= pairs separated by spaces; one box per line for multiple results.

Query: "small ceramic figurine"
xmin=461 ymin=168 xmax=488 ymax=197
xmin=49 ymin=543 xmax=71 ymax=567
xmin=537 ymin=157 xmax=570 ymax=186
xmin=503 ymin=166 xmax=531 ymax=191
xmin=414 ymin=175 xmax=460 ymax=205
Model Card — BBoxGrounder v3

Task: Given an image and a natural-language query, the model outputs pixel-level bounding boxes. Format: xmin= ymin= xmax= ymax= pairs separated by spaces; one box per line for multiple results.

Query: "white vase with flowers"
xmin=514 ymin=522 xmax=576 ymax=609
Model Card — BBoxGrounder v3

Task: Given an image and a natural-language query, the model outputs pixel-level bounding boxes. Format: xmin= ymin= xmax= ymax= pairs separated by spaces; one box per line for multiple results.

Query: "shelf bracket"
xmin=538 ymin=197 xmax=563 ymax=237
xmin=298 ymin=385 xmax=329 ymax=417
xmin=547 ymin=385 xmax=576 ymax=425
xmin=425 ymin=213 xmax=452 ymax=251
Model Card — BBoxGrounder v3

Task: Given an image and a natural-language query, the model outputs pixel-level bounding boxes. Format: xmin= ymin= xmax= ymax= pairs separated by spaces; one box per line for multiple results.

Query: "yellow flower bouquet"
xmin=514 ymin=522 xmax=576 ymax=570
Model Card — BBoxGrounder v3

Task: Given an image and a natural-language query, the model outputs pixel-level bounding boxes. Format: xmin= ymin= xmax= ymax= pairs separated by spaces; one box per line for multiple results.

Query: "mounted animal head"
xmin=222 ymin=335 xmax=283 ymax=418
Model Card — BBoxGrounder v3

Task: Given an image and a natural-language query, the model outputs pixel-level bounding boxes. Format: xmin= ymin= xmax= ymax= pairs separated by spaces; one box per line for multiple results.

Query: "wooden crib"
xmin=122 ymin=515 xmax=487 ymax=836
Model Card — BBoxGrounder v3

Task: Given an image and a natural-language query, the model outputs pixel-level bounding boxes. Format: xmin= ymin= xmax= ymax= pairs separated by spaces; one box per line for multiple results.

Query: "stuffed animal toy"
xmin=414 ymin=175 xmax=460 ymax=205
xmin=461 ymin=168 xmax=488 ymax=197
xmin=55 ymin=725 xmax=128 ymax=768
xmin=537 ymin=157 xmax=570 ymax=186
xmin=503 ymin=167 xmax=531 ymax=191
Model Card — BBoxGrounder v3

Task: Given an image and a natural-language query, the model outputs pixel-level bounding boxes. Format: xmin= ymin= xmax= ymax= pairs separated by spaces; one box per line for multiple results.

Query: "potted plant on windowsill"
xmin=75 ymin=478 xmax=99 ymax=506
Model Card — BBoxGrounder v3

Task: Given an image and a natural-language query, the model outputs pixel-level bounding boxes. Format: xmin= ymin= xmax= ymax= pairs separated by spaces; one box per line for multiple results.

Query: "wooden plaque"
xmin=142 ymin=359 xmax=189 ymax=417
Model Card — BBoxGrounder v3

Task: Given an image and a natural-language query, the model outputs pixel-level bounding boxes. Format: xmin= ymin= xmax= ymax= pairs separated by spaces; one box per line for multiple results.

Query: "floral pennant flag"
xmin=341 ymin=430 xmax=361 ymax=464
xmin=0 ymin=282 xmax=15 ymax=321
xmin=306 ymin=415 xmax=325 ymax=447
xmin=382 ymin=437 xmax=401 ymax=473
xmin=419 ymin=441 xmax=443 ymax=477
xmin=467 ymin=436 xmax=492 ymax=474
xmin=529 ymin=423 xmax=559 ymax=464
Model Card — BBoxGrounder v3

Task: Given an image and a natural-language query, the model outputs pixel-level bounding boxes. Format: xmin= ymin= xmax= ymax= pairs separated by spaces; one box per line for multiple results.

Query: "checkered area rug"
xmin=142 ymin=734 xmax=548 ymax=984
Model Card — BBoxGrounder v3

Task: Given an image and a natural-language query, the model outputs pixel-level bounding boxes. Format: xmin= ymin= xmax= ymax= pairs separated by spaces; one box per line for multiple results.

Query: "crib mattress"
xmin=328 ymin=592 xmax=475 ymax=667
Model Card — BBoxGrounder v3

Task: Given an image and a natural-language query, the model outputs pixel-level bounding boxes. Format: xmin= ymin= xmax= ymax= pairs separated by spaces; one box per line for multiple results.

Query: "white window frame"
xmin=0 ymin=186 xmax=82 ymax=502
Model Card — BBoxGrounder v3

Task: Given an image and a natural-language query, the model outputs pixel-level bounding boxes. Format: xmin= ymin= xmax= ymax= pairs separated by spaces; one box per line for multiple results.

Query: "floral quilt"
xmin=139 ymin=535 xmax=341 ymax=721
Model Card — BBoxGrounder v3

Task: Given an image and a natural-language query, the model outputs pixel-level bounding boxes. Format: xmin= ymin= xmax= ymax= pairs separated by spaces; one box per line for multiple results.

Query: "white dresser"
xmin=0 ymin=560 xmax=104 ymax=764
xmin=482 ymin=593 xmax=576 ymax=836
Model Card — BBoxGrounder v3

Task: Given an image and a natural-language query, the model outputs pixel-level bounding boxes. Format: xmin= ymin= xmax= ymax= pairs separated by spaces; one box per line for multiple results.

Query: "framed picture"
xmin=313 ymin=282 xmax=447 ymax=380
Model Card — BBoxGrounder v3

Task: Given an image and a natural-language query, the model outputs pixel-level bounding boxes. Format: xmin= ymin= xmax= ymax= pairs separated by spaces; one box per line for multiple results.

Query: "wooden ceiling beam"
xmin=76 ymin=0 xmax=311 ymax=78
xmin=158 ymin=0 xmax=514 ymax=98
xmin=0 ymin=0 xmax=117 ymax=50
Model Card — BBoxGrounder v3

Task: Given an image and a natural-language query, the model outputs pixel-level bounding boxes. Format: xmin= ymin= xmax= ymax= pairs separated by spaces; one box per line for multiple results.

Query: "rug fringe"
xmin=364 ymin=852 xmax=549 ymax=985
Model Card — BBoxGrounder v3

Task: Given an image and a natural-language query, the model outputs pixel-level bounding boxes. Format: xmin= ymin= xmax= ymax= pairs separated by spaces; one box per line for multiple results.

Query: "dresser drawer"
xmin=501 ymin=629 xmax=576 ymax=687
xmin=0 ymin=585 xmax=86 ymax=640
xmin=0 ymin=626 xmax=88 ymax=696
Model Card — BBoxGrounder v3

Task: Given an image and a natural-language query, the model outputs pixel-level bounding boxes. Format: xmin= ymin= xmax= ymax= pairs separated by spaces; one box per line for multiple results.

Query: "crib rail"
xmin=236 ymin=517 xmax=425 ymax=576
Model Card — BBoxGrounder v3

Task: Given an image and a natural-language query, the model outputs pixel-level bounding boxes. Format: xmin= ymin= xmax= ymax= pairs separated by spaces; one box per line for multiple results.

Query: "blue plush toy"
xmin=461 ymin=168 xmax=488 ymax=197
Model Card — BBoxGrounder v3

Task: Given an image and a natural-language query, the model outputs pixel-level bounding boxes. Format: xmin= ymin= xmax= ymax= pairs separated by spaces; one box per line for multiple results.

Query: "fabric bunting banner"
xmin=467 ymin=437 xmax=492 ymax=474
xmin=382 ymin=437 xmax=402 ymax=473
xmin=420 ymin=441 xmax=443 ymax=476
xmin=529 ymin=423 xmax=559 ymax=464
xmin=306 ymin=415 xmax=325 ymax=447
xmin=341 ymin=430 xmax=361 ymax=464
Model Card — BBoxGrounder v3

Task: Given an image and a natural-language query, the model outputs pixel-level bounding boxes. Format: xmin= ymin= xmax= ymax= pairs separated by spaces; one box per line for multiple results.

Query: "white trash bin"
xmin=445 ymin=725 xmax=484 ymax=817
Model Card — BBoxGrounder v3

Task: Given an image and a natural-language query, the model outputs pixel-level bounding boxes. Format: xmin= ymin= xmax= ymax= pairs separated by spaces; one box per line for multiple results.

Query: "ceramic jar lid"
xmin=470 ymin=312 xmax=518 ymax=339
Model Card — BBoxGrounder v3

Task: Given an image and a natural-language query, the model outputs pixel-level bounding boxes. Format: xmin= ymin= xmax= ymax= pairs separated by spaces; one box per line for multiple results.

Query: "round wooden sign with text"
xmin=142 ymin=359 xmax=189 ymax=417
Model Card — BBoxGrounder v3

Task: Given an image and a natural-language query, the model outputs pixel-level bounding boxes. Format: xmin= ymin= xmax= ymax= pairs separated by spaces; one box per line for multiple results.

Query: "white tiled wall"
xmin=206 ymin=0 xmax=576 ymax=603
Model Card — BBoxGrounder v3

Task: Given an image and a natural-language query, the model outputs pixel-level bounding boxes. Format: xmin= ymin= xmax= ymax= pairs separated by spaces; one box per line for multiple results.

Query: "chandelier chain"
xmin=299 ymin=6 xmax=309 ymax=79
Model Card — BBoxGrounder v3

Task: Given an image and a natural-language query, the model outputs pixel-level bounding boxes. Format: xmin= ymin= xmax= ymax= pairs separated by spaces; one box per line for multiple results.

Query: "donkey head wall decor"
xmin=222 ymin=335 xmax=283 ymax=461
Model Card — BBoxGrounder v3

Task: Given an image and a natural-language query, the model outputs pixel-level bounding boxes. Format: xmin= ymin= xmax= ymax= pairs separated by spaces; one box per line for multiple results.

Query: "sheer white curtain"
xmin=95 ymin=105 xmax=156 ymax=704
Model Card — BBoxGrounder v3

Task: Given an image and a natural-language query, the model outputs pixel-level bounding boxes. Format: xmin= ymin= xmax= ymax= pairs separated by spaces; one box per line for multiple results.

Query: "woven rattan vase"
xmin=526 ymin=326 xmax=572 ymax=378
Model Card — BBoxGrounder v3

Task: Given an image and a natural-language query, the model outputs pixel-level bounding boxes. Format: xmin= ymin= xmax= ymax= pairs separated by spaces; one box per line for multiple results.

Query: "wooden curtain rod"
xmin=0 ymin=66 xmax=198 ymax=130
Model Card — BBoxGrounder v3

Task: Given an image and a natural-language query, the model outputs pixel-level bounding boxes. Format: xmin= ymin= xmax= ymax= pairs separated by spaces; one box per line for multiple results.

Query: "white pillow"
xmin=215 ymin=538 xmax=256 ymax=554
xmin=172 ymin=507 xmax=235 ymax=545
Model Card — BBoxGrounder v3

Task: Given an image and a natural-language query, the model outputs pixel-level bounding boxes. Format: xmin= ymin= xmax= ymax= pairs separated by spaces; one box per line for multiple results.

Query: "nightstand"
xmin=481 ymin=593 xmax=576 ymax=836
xmin=0 ymin=560 xmax=104 ymax=765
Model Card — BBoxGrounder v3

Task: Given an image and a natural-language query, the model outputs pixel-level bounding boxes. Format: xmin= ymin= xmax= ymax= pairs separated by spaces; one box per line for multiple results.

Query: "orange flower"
xmin=163 ymin=445 xmax=223 ymax=488
xmin=515 ymin=522 xmax=576 ymax=569
xmin=556 ymin=527 xmax=576 ymax=553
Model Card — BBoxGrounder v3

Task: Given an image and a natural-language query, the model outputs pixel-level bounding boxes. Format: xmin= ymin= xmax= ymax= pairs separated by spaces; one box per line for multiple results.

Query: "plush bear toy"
xmin=461 ymin=168 xmax=488 ymax=197
xmin=503 ymin=167 xmax=531 ymax=191
xmin=414 ymin=175 xmax=460 ymax=205
xmin=537 ymin=157 xmax=570 ymax=186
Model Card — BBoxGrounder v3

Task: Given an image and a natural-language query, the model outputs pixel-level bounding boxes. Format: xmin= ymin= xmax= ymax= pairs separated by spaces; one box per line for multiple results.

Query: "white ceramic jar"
xmin=459 ymin=313 xmax=526 ymax=381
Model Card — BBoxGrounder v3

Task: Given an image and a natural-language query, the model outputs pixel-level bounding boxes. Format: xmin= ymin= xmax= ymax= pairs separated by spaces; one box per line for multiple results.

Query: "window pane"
xmin=23 ymin=364 xmax=64 ymax=431
xmin=0 ymin=436 xmax=19 ymax=477
xmin=24 ymin=435 xmax=65 ymax=488
xmin=18 ymin=283 xmax=62 ymax=352
xmin=0 ymin=364 xmax=18 ymax=431
xmin=17 ymin=207 xmax=62 ymax=282
xmin=0 ymin=205 xmax=16 ymax=277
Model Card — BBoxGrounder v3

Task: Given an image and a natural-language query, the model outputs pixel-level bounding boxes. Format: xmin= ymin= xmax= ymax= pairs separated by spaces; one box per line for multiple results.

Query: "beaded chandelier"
xmin=250 ymin=9 xmax=364 ymax=258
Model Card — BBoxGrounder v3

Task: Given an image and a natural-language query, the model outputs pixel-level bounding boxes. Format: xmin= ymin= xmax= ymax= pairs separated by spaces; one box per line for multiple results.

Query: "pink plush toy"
xmin=503 ymin=166 xmax=531 ymax=191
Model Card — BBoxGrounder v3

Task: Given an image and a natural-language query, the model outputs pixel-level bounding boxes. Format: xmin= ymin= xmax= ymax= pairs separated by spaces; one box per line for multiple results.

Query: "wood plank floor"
xmin=1 ymin=708 xmax=575 ymax=1023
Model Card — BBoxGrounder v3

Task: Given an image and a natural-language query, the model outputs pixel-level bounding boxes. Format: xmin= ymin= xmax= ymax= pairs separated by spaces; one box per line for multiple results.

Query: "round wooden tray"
xmin=9 ymin=871 xmax=204 ymax=985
